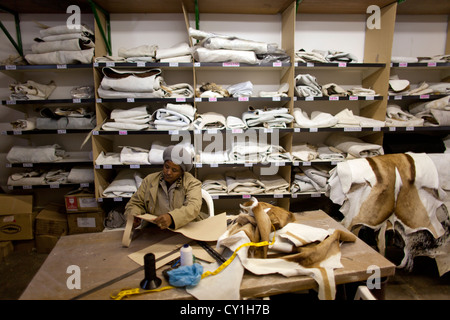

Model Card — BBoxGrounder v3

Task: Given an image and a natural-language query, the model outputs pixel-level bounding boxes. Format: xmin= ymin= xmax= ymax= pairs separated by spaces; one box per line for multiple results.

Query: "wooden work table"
xmin=20 ymin=210 xmax=395 ymax=300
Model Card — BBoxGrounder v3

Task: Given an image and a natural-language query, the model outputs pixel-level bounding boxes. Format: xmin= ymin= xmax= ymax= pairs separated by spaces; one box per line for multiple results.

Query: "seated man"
xmin=125 ymin=145 xmax=206 ymax=230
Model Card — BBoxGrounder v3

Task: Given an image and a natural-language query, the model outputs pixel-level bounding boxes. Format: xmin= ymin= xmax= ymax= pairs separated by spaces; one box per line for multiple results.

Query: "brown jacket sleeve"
xmin=169 ymin=173 xmax=202 ymax=229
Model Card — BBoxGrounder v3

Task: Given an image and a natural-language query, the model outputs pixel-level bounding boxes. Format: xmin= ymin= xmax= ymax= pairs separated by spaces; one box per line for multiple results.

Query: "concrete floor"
xmin=0 ymin=246 xmax=449 ymax=300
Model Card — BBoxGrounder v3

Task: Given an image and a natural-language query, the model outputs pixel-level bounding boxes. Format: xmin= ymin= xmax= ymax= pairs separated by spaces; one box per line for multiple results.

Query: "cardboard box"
xmin=0 ymin=195 xmax=34 ymax=241
xmin=64 ymin=189 xmax=98 ymax=213
xmin=0 ymin=241 xmax=14 ymax=263
xmin=35 ymin=234 xmax=59 ymax=254
xmin=67 ymin=210 xmax=105 ymax=234
xmin=35 ymin=204 xmax=68 ymax=236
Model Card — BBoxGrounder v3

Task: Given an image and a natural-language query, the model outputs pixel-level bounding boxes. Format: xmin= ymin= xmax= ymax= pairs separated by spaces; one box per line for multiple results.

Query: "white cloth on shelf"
xmin=156 ymin=42 xmax=191 ymax=60
xmin=120 ymin=146 xmax=150 ymax=165
xmin=102 ymin=170 xmax=142 ymax=198
xmin=293 ymin=108 xmax=337 ymax=128
xmin=25 ymin=48 xmax=94 ymax=65
xmin=199 ymin=150 xmax=229 ymax=164
xmin=290 ymin=143 xmax=319 ymax=161
xmin=242 ymin=107 xmax=293 ymax=128
xmin=67 ymin=166 xmax=94 ymax=184
xmin=317 ymin=144 xmax=345 ymax=161
xmin=386 ymin=104 xmax=424 ymax=127
xmin=8 ymin=170 xmax=46 ymax=186
xmin=100 ymin=68 xmax=163 ymax=93
xmin=193 ymin=112 xmax=227 ymax=130
xmin=148 ymin=141 xmax=168 ymax=164
xmin=95 ymin=152 xmax=121 ymax=165
xmin=6 ymin=144 xmax=65 ymax=163
xmin=31 ymin=38 xmax=94 ymax=54
xmin=227 ymin=81 xmax=253 ymax=97
xmin=9 ymin=80 xmax=56 ymax=100
xmin=193 ymin=47 xmax=258 ymax=64
xmin=259 ymin=174 xmax=289 ymax=194
xmin=202 ymin=173 xmax=228 ymax=194
xmin=226 ymin=116 xmax=247 ymax=129
xmin=225 ymin=169 xmax=264 ymax=194
xmin=259 ymin=83 xmax=289 ymax=98
xmin=325 ymin=133 xmax=384 ymax=158
xmin=294 ymin=74 xmax=322 ymax=97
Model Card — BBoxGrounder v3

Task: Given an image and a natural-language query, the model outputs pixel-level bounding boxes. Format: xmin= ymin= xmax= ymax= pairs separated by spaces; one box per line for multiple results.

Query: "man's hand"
xmin=153 ymin=213 xmax=173 ymax=230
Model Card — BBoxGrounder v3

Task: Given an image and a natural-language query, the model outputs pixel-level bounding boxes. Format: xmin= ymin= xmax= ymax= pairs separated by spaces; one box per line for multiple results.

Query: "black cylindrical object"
xmin=140 ymin=253 xmax=162 ymax=290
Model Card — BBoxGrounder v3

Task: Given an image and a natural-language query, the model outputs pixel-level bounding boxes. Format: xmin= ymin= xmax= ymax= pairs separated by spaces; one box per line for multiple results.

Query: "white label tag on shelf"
xmin=242 ymin=194 xmax=251 ymax=199
xmin=373 ymin=127 xmax=381 ymax=132
xmin=274 ymin=194 xmax=283 ymax=198
xmin=399 ymin=62 xmax=408 ymax=67
xmin=57 ymin=64 xmax=67 ymax=69
xmin=207 ymin=129 xmax=218 ymax=134
xmin=80 ymin=183 xmax=89 ymax=188
xmin=5 ymin=65 xmax=16 ymax=70
xmin=223 ymin=62 xmax=240 ymax=67
xmin=365 ymin=96 xmax=374 ymax=100
xmin=119 ymin=130 xmax=127 ymax=135
xmin=73 ymin=98 xmax=81 ymax=103
xmin=137 ymin=62 xmax=146 ymax=67
xmin=238 ymin=97 xmax=249 ymax=102
xmin=6 ymin=100 xmax=16 ymax=105
xmin=394 ymin=95 xmax=402 ymax=100
xmin=273 ymin=62 xmax=282 ymax=67
xmin=208 ymin=97 xmax=217 ymax=102
xmin=427 ymin=62 xmax=437 ymax=67
xmin=232 ymin=129 xmax=243 ymax=134
xmin=113 ymin=197 xmax=123 ymax=202
xmin=194 ymin=62 xmax=201 ymax=67
xmin=195 ymin=163 xmax=202 ymax=168
xmin=130 ymin=164 xmax=140 ymax=169
xmin=338 ymin=62 xmax=347 ymax=67
xmin=23 ymin=163 xmax=33 ymax=168
xmin=309 ymin=128 xmax=318 ymax=132
xmin=169 ymin=62 xmax=179 ymax=67
xmin=406 ymin=126 xmax=415 ymax=131
xmin=210 ymin=163 xmax=218 ymax=167
xmin=349 ymin=96 xmax=358 ymax=100
xmin=127 ymin=98 xmax=135 ymax=103
xmin=96 ymin=98 xmax=102 ymax=103
xmin=244 ymin=163 xmax=253 ymax=167
xmin=50 ymin=184 xmax=60 ymax=189
xmin=344 ymin=127 xmax=362 ymax=132
xmin=420 ymin=95 xmax=430 ymax=99
xmin=329 ymin=96 xmax=339 ymax=101
xmin=13 ymin=130 xmax=22 ymax=135
xmin=272 ymin=96 xmax=281 ymax=101
xmin=294 ymin=128 xmax=300 ymax=133
xmin=57 ymin=129 xmax=67 ymax=134
xmin=106 ymin=62 xmax=115 ymax=67
xmin=305 ymin=96 xmax=314 ymax=101
xmin=103 ymin=164 xmax=112 ymax=169
xmin=169 ymin=130 xmax=179 ymax=135
xmin=306 ymin=62 xmax=314 ymax=67
xmin=176 ymin=97 xmax=186 ymax=102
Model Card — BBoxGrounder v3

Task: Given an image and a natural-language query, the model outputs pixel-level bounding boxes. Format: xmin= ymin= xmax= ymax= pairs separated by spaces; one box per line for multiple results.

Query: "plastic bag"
xmin=167 ymin=263 xmax=203 ymax=287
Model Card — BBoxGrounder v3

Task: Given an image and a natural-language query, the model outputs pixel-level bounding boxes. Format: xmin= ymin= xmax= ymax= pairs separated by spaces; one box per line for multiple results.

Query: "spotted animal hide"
xmin=327 ymin=152 xmax=448 ymax=272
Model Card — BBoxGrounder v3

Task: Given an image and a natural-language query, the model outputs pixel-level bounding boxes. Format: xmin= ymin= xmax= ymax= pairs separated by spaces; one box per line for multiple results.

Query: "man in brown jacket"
xmin=125 ymin=145 xmax=205 ymax=230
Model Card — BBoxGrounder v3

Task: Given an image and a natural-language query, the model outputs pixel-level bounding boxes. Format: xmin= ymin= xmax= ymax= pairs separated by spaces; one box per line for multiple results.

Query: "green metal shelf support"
xmin=0 ymin=5 xmax=24 ymax=57
xmin=88 ymin=0 xmax=112 ymax=56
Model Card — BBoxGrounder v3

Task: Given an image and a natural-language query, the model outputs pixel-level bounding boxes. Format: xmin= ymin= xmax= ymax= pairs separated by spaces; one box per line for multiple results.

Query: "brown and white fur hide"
xmin=228 ymin=197 xmax=296 ymax=258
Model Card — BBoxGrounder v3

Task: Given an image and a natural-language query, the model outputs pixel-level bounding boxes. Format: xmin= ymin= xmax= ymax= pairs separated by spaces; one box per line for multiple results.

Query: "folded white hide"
xmin=259 ymin=174 xmax=289 ymax=194
xmin=386 ymin=104 xmax=424 ymax=127
xmin=100 ymin=68 xmax=163 ymax=93
xmin=102 ymin=170 xmax=142 ymax=198
xmin=156 ymin=42 xmax=191 ymax=60
xmin=225 ymin=170 xmax=264 ymax=194
xmin=193 ymin=112 xmax=226 ymax=130
xmin=291 ymin=143 xmax=319 ymax=161
xmin=325 ymin=133 xmax=384 ymax=158
xmin=67 ymin=166 xmax=94 ymax=184
xmin=31 ymin=38 xmax=94 ymax=54
xmin=120 ymin=146 xmax=150 ymax=165
xmin=7 ymin=144 xmax=64 ymax=163
xmin=193 ymin=47 xmax=258 ymax=64
xmin=227 ymin=81 xmax=253 ymax=97
xmin=95 ymin=152 xmax=121 ymax=165
xmin=10 ymin=80 xmax=56 ymax=100
xmin=226 ymin=116 xmax=247 ymax=129
xmin=293 ymin=108 xmax=337 ymax=128
xmin=202 ymin=173 xmax=228 ymax=194
xmin=39 ymin=25 xmax=94 ymax=37
xmin=25 ymin=48 xmax=94 ymax=65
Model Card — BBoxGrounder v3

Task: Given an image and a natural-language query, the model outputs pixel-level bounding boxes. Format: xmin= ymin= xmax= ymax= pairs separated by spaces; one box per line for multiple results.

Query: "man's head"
xmin=162 ymin=145 xmax=193 ymax=184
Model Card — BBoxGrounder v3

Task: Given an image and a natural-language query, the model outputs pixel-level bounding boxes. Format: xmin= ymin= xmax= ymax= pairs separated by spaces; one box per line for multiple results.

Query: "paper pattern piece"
xmin=137 ymin=212 xmax=228 ymax=242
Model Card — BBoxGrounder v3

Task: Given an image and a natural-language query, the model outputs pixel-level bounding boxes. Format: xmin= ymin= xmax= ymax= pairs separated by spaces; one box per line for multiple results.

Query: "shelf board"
xmin=96 ymin=98 xmax=194 ymax=104
xmin=0 ymin=64 xmax=93 ymax=71
xmin=388 ymin=94 xmax=448 ymax=101
xmin=295 ymin=62 xmax=386 ymax=68
xmin=396 ymin=0 xmax=450 ymax=15
xmin=295 ymin=96 xmax=382 ymax=101
xmin=2 ymin=129 xmax=92 ymax=135
xmin=7 ymin=183 xmax=93 ymax=190
xmin=391 ymin=62 xmax=450 ymax=68
xmin=2 ymin=98 xmax=95 ymax=105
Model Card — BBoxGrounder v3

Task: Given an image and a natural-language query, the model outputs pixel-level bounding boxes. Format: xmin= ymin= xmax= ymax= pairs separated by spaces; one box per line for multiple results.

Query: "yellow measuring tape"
xmin=111 ymin=227 xmax=276 ymax=300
